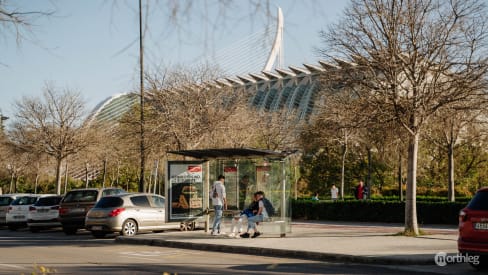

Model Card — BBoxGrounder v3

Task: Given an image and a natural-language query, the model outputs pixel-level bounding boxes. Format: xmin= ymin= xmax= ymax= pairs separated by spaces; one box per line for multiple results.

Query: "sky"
xmin=0 ymin=0 xmax=349 ymax=119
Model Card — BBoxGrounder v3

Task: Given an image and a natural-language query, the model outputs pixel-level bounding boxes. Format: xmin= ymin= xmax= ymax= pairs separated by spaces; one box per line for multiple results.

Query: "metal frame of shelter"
xmin=166 ymin=148 xmax=295 ymax=236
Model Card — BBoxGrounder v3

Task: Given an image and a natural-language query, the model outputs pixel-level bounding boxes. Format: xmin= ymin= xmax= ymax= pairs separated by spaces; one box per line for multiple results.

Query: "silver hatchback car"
xmin=85 ymin=193 xmax=166 ymax=238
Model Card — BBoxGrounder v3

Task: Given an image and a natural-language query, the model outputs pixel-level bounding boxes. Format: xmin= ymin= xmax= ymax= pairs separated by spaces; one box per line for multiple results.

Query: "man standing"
xmin=211 ymin=175 xmax=227 ymax=235
xmin=330 ymin=184 xmax=339 ymax=201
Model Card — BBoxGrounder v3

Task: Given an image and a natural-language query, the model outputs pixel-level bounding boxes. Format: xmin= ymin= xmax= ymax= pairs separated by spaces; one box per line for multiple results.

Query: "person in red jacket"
xmin=355 ymin=181 xmax=365 ymax=200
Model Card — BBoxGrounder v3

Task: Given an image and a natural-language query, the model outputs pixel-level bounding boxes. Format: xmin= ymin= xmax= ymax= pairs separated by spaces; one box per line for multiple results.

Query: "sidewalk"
xmin=115 ymin=220 xmax=459 ymax=265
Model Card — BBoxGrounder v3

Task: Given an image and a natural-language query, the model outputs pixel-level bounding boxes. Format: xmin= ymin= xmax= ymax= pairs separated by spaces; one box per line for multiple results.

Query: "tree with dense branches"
xmin=319 ymin=0 xmax=488 ymax=235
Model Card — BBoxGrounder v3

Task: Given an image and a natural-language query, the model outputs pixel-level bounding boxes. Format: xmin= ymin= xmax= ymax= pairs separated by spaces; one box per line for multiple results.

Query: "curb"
xmin=115 ymin=236 xmax=435 ymax=265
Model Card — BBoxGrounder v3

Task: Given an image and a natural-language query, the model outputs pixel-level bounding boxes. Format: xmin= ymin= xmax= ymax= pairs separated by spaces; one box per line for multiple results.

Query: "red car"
xmin=459 ymin=187 xmax=488 ymax=270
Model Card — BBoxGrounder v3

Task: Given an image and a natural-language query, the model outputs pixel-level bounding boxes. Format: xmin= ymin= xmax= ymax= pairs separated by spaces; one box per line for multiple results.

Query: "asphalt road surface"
xmin=0 ymin=227 xmax=480 ymax=275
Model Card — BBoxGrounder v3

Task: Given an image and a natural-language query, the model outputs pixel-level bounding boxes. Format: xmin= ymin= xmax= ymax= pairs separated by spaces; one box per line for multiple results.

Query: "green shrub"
xmin=292 ymin=199 xmax=467 ymax=225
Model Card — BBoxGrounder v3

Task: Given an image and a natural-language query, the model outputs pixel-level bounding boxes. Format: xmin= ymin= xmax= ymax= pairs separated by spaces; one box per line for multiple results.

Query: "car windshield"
xmin=35 ymin=196 xmax=63 ymax=206
xmin=63 ymin=190 xmax=98 ymax=203
xmin=95 ymin=197 xmax=124 ymax=208
xmin=467 ymin=191 xmax=488 ymax=211
xmin=11 ymin=196 xmax=38 ymax=205
xmin=101 ymin=189 xmax=125 ymax=197
xmin=0 ymin=197 xmax=14 ymax=206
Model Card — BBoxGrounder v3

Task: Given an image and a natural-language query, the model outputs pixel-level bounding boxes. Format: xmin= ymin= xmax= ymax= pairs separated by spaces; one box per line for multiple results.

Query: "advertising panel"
xmin=168 ymin=161 xmax=204 ymax=221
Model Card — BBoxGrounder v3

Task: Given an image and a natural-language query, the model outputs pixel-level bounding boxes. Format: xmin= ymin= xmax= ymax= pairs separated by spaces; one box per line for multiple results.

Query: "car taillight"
xmin=29 ymin=206 xmax=36 ymax=211
xmin=59 ymin=207 xmax=68 ymax=215
xmin=51 ymin=206 xmax=59 ymax=210
xmin=7 ymin=206 xmax=12 ymax=213
xmin=109 ymin=208 xmax=125 ymax=217
xmin=459 ymin=210 xmax=468 ymax=223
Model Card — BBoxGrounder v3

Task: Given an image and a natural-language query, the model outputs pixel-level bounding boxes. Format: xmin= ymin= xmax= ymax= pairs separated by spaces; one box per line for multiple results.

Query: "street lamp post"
xmin=138 ymin=0 xmax=146 ymax=193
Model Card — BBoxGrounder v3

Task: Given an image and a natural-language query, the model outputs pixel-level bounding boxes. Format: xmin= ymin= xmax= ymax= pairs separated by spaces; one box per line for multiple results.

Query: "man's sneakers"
xmin=240 ymin=232 xmax=261 ymax=238
xmin=251 ymin=232 xmax=261 ymax=238
xmin=211 ymin=231 xmax=221 ymax=236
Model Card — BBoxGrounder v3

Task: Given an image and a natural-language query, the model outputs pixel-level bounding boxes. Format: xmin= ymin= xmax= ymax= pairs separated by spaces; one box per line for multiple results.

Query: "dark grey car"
xmin=58 ymin=188 xmax=125 ymax=235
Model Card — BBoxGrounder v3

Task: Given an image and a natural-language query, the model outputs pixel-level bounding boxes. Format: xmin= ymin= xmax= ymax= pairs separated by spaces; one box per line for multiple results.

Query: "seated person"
xmin=240 ymin=191 xmax=270 ymax=238
xmin=229 ymin=193 xmax=259 ymax=238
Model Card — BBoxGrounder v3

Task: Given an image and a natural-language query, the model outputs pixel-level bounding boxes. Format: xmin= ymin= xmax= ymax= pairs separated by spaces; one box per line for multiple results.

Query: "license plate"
xmin=13 ymin=215 xmax=25 ymax=219
xmin=38 ymin=209 xmax=49 ymax=213
xmin=475 ymin=222 xmax=488 ymax=230
xmin=71 ymin=208 xmax=85 ymax=213
xmin=92 ymin=226 xmax=103 ymax=231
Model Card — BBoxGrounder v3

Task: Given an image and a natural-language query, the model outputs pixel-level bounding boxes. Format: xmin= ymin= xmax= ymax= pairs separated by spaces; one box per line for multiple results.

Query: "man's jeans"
xmin=247 ymin=214 xmax=264 ymax=231
xmin=212 ymin=205 xmax=223 ymax=233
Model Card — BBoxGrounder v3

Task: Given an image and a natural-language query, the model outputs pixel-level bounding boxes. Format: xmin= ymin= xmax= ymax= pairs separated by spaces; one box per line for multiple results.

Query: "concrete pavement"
xmin=115 ymin=220 xmax=459 ymax=266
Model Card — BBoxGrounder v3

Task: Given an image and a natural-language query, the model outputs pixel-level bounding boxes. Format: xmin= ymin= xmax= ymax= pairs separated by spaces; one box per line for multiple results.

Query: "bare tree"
xmin=0 ymin=1 xmax=54 ymax=62
xmin=320 ymin=0 xmax=488 ymax=235
xmin=8 ymin=85 xmax=92 ymax=195
xmin=252 ymin=109 xmax=303 ymax=151
xmin=144 ymin=65 xmax=249 ymax=151
xmin=425 ymin=107 xmax=485 ymax=201
xmin=307 ymin=86 xmax=364 ymax=199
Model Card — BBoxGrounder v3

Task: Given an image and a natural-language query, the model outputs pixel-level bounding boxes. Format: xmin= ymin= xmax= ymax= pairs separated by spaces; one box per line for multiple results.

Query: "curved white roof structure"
xmin=86 ymin=93 xmax=138 ymax=125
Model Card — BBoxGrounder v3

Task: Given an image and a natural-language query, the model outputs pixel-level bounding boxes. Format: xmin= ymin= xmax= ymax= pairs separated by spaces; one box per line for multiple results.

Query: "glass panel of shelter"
xmin=210 ymin=158 xmax=284 ymax=216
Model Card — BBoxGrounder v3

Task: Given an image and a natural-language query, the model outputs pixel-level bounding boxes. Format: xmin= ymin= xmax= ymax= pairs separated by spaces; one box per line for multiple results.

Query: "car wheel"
xmin=29 ymin=227 xmax=40 ymax=233
xmin=63 ymin=227 xmax=78 ymax=235
xmin=121 ymin=219 xmax=137 ymax=236
xmin=91 ymin=231 xmax=107 ymax=238
xmin=180 ymin=221 xmax=195 ymax=231
xmin=8 ymin=225 xmax=17 ymax=231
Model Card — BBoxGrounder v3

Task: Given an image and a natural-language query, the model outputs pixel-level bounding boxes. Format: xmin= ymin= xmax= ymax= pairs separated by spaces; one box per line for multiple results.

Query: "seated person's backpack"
xmin=261 ymin=197 xmax=275 ymax=216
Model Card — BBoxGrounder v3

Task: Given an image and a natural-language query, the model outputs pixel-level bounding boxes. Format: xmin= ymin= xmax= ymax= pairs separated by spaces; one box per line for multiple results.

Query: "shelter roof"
xmin=168 ymin=148 xmax=294 ymax=160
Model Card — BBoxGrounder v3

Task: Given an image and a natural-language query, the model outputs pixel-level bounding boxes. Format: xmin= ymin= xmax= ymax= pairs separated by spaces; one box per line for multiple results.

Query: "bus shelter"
xmin=166 ymin=148 xmax=295 ymax=236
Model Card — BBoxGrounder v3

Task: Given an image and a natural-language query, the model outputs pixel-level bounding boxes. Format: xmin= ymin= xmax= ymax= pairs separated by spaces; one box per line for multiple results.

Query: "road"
xmin=0 ymin=227 xmax=480 ymax=275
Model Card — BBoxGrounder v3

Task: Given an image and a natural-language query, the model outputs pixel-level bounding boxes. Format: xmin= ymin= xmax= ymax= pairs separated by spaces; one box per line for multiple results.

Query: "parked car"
xmin=6 ymin=194 xmax=54 ymax=230
xmin=58 ymin=188 xmax=125 ymax=235
xmin=85 ymin=193 xmax=166 ymax=238
xmin=0 ymin=194 xmax=30 ymax=226
xmin=27 ymin=195 xmax=64 ymax=232
xmin=458 ymin=187 xmax=488 ymax=270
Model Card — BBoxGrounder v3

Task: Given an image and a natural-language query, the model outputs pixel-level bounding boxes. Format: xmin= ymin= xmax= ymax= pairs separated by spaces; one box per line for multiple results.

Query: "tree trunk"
xmin=398 ymin=153 xmax=403 ymax=201
xmin=102 ymin=159 xmax=107 ymax=188
xmin=64 ymin=161 xmax=69 ymax=194
xmin=340 ymin=142 xmax=347 ymax=200
xmin=55 ymin=158 xmax=63 ymax=195
xmin=447 ymin=143 xmax=455 ymax=202
xmin=85 ymin=162 xmax=89 ymax=189
xmin=405 ymin=132 xmax=419 ymax=235
xmin=9 ymin=171 xmax=14 ymax=193
xmin=34 ymin=172 xmax=39 ymax=194
xmin=367 ymin=147 xmax=372 ymax=199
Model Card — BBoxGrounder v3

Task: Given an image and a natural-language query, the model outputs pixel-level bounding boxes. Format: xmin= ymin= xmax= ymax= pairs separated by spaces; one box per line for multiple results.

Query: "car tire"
xmin=62 ymin=227 xmax=78 ymax=235
xmin=8 ymin=225 xmax=17 ymax=231
xmin=29 ymin=227 xmax=40 ymax=233
xmin=180 ymin=221 xmax=195 ymax=231
xmin=121 ymin=219 xmax=137 ymax=236
xmin=91 ymin=231 xmax=107 ymax=238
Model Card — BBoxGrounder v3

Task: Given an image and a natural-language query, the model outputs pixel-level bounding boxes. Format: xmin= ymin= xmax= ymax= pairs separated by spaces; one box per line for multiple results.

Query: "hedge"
xmin=291 ymin=200 xmax=467 ymax=225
